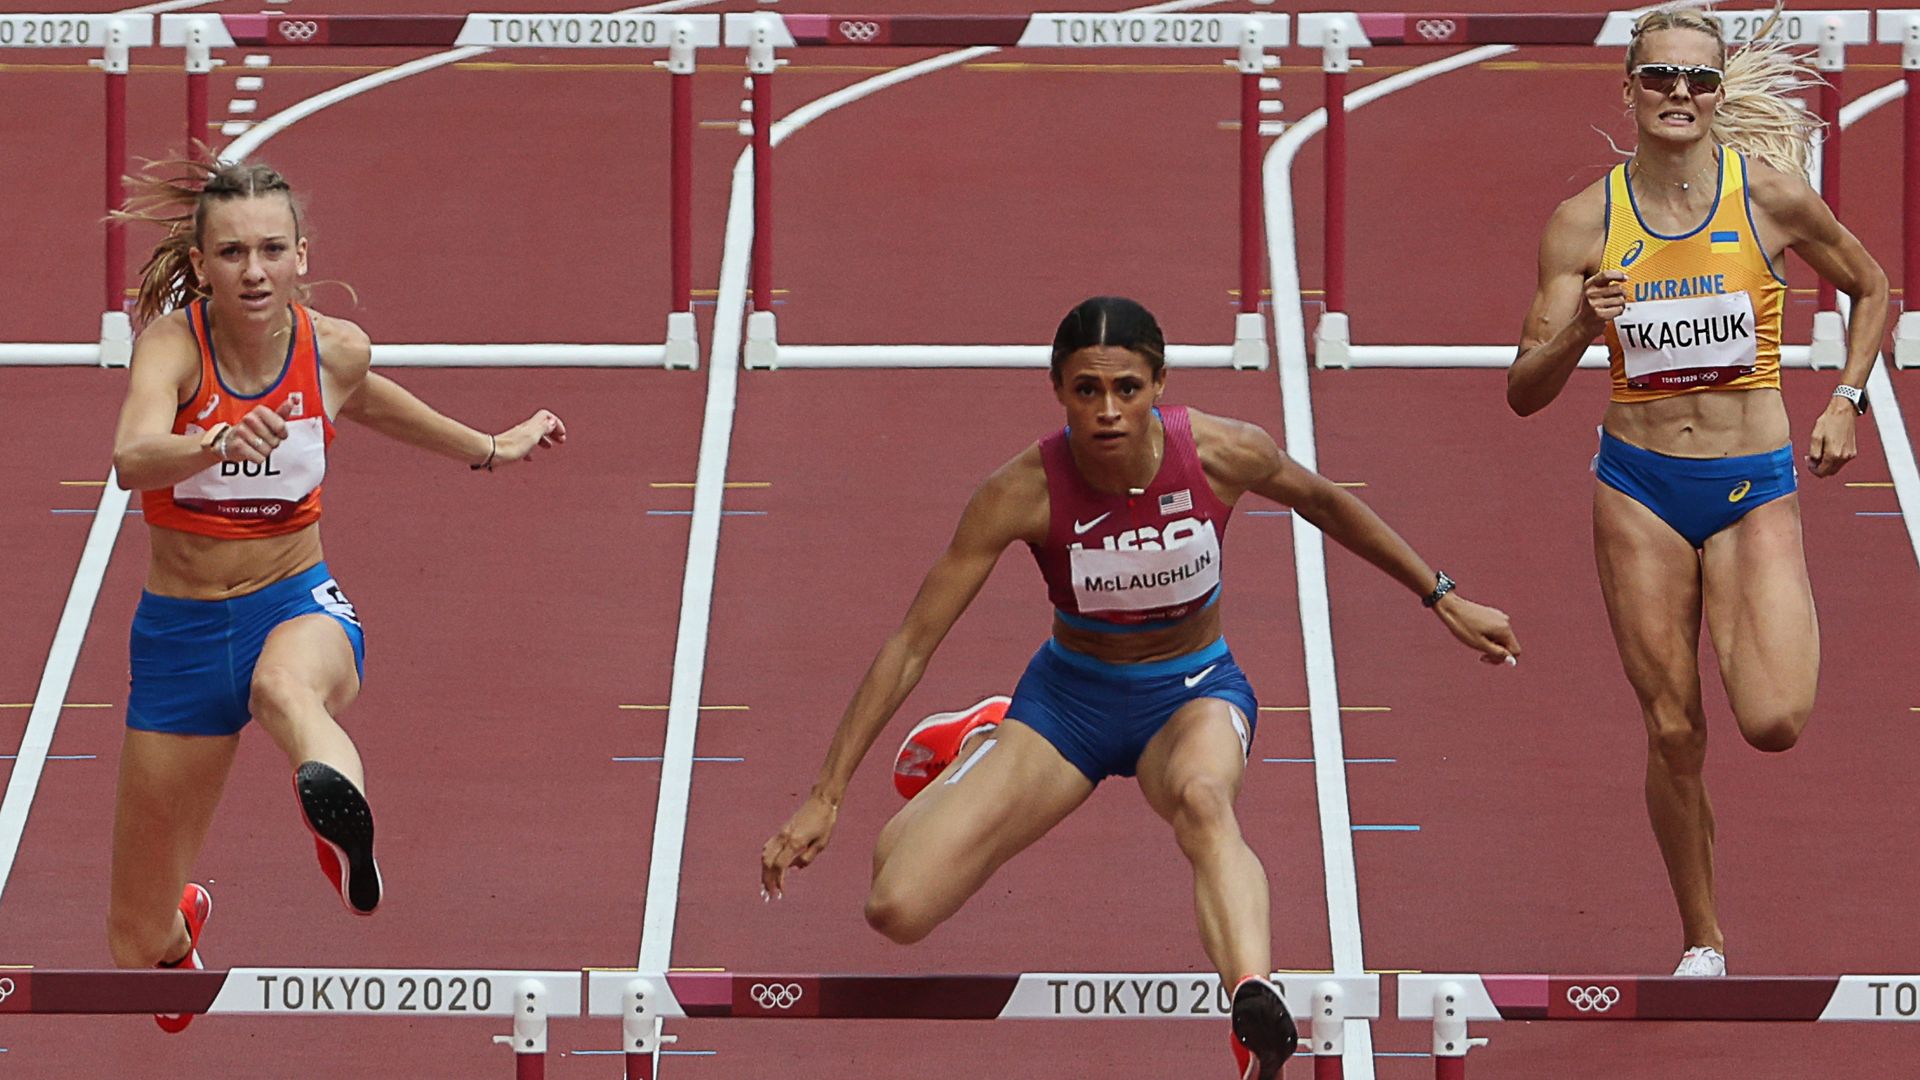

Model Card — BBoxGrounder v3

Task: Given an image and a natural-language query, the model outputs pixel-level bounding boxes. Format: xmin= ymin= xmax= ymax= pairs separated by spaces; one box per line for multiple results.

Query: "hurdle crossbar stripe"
xmin=1399 ymin=974 xmax=1920 ymax=1023
xmin=588 ymin=970 xmax=1379 ymax=1020
xmin=720 ymin=12 xmax=1285 ymax=49
xmin=159 ymin=13 xmax=724 ymax=50
xmin=751 ymin=344 xmax=1244 ymax=368
xmin=0 ymin=968 xmax=583 ymax=1016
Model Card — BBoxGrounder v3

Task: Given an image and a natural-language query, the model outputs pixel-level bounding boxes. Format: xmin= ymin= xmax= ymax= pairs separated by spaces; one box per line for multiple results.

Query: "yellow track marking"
xmin=60 ymin=480 xmax=107 ymax=487
xmin=1847 ymin=482 xmax=1895 ymax=488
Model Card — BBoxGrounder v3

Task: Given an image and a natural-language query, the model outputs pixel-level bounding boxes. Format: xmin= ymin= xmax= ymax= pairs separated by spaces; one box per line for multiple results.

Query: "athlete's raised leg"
xmin=866 ymin=719 xmax=1093 ymax=944
xmin=1701 ymin=495 xmax=1819 ymax=751
xmin=1595 ymin=483 xmax=1721 ymax=954
xmin=248 ymin=614 xmax=363 ymax=785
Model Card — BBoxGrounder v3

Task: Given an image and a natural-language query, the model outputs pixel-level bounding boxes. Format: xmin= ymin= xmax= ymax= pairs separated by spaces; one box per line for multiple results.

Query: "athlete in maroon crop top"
xmin=764 ymin=297 xmax=1520 ymax=1079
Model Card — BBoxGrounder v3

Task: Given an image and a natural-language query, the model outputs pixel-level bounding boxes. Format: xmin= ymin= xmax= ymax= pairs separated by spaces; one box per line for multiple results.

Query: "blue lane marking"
xmin=1856 ymin=511 xmax=1904 ymax=517
xmin=612 ymin=756 xmax=745 ymax=763
xmin=1352 ymin=824 xmax=1420 ymax=832
xmin=646 ymin=510 xmax=768 ymax=517
xmin=1244 ymin=510 xmax=1292 ymax=517
xmin=1376 ymin=1052 xmax=1429 ymax=1058
xmin=0 ymin=755 xmax=96 ymax=762
xmin=1263 ymin=757 xmax=1396 ymax=764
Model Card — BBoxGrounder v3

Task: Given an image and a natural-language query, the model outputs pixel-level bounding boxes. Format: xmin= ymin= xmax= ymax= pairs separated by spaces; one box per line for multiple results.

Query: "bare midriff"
xmin=1604 ymin=386 xmax=1790 ymax=458
xmin=144 ymin=522 xmax=325 ymax=600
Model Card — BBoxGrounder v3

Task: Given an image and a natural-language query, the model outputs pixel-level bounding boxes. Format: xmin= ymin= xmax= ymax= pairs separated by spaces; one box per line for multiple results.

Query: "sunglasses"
xmin=1633 ymin=63 xmax=1724 ymax=96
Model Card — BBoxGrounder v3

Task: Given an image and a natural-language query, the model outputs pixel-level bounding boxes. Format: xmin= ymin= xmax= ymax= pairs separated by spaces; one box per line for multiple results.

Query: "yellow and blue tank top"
xmin=1601 ymin=148 xmax=1785 ymax=403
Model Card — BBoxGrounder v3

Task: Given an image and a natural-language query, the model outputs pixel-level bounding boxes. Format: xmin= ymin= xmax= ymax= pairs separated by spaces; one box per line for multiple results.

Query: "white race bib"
xmin=1616 ymin=292 xmax=1757 ymax=390
xmin=175 ymin=416 xmax=326 ymax=521
xmin=1069 ymin=519 xmax=1221 ymax=614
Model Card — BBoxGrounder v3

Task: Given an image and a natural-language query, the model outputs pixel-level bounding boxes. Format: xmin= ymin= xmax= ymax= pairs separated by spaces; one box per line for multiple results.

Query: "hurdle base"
xmin=1809 ymin=310 xmax=1846 ymax=370
xmin=1895 ymin=311 xmax=1920 ymax=370
xmin=665 ymin=311 xmax=700 ymax=370
xmin=99 ymin=311 xmax=133 ymax=368
xmin=744 ymin=310 xmax=780 ymax=369
xmin=1232 ymin=311 xmax=1270 ymax=369
xmin=1314 ymin=311 xmax=1351 ymax=369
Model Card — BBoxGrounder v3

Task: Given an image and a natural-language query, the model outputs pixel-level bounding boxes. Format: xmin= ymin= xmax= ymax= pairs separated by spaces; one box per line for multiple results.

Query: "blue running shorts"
xmin=1008 ymin=636 xmax=1258 ymax=783
xmin=1594 ymin=429 xmax=1797 ymax=549
xmin=128 ymin=561 xmax=366 ymax=736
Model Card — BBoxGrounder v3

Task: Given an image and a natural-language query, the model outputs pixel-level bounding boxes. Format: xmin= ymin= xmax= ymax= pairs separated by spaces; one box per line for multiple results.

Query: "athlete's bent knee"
xmin=864 ymin=888 xmax=937 ymax=946
xmin=248 ymin=662 xmax=315 ymax=723
xmin=1738 ymin=709 xmax=1806 ymax=753
xmin=1169 ymin=776 xmax=1239 ymax=849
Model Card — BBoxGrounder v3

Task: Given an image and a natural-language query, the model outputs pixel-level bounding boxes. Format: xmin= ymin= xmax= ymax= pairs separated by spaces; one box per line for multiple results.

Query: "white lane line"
xmin=634 ymin=0 xmax=1229 ymax=974
xmin=1832 ymin=81 xmax=1918 ymax=571
xmin=0 ymin=477 xmax=130 ymax=902
xmin=223 ymin=0 xmax=717 ymax=164
xmin=1266 ymin=44 xmax=1515 ymax=1080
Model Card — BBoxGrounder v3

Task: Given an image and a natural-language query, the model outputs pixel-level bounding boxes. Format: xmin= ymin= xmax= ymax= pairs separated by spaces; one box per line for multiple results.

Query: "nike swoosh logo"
xmin=1183 ymin=664 xmax=1217 ymax=689
xmin=1072 ymin=512 xmax=1112 ymax=535
xmin=195 ymin=393 xmax=221 ymax=421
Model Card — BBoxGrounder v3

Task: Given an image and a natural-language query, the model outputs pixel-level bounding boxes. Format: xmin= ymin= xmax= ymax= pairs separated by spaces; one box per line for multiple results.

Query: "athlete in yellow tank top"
xmin=1601 ymin=149 xmax=1785 ymax=401
xmin=1506 ymin=10 xmax=1889 ymax=981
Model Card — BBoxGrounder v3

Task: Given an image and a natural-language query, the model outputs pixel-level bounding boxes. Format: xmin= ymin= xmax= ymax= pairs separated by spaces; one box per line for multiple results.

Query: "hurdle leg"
xmin=1308 ymin=980 xmax=1346 ymax=1080
xmin=1431 ymin=980 xmax=1487 ymax=1080
xmin=623 ymin=978 xmax=672 ymax=1080
xmin=491 ymin=978 xmax=549 ymax=1080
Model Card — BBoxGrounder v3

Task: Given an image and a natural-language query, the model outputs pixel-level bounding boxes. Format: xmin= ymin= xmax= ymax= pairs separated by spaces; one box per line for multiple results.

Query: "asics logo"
xmin=1565 ymin=985 xmax=1621 ymax=1013
xmin=1621 ymin=240 xmax=1645 ymax=268
xmin=750 ymin=983 xmax=803 ymax=1010
xmin=1183 ymin=664 xmax=1217 ymax=689
xmin=196 ymin=393 xmax=222 ymax=421
xmin=1727 ymin=480 xmax=1751 ymax=503
xmin=1073 ymin=512 xmax=1112 ymax=535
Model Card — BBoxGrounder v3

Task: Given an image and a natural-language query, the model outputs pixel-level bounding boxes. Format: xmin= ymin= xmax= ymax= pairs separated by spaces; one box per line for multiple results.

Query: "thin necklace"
xmin=1631 ymin=153 xmax=1717 ymax=193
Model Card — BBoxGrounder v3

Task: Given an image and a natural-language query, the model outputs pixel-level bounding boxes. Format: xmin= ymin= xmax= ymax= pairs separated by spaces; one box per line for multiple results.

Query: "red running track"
xmin=2 ymin=0 xmax=1917 ymax=1077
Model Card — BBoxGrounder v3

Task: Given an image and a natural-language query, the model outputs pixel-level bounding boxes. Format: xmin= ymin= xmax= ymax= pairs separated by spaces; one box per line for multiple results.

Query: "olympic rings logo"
xmin=1565 ymin=985 xmax=1621 ymax=1013
xmin=749 ymin=982 xmax=803 ymax=1010
xmin=1413 ymin=18 xmax=1458 ymax=41
xmin=838 ymin=20 xmax=880 ymax=43
xmin=0 ymin=978 xmax=14 ymax=1004
xmin=276 ymin=19 xmax=320 ymax=43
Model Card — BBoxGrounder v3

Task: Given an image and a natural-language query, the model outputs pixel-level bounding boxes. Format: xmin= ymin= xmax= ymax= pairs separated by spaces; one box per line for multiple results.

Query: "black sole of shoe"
xmin=295 ymin=761 xmax=381 ymax=915
xmin=1232 ymin=979 xmax=1299 ymax=1080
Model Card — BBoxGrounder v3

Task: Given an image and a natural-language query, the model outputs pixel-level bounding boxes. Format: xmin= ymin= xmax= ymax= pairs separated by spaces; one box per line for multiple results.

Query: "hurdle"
xmin=1400 ymin=972 xmax=1920 ymax=1078
xmin=0 ymin=966 xmax=582 ymax=1079
xmin=719 ymin=12 xmax=1289 ymax=370
xmin=591 ymin=969 xmax=1380 ymax=1079
xmin=146 ymin=12 xmax=719 ymax=370
xmin=0 ymin=13 xmax=154 ymax=367
xmin=1296 ymin=8 xmax=1882 ymax=370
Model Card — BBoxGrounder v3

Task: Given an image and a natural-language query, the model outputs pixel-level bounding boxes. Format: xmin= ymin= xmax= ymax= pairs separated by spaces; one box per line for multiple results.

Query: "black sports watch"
xmin=1423 ymin=570 xmax=1457 ymax=608
xmin=1832 ymin=385 xmax=1868 ymax=415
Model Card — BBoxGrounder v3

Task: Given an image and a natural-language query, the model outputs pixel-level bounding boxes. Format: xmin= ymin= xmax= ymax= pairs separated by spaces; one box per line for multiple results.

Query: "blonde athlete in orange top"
xmin=1509 ymin=7 xmax=1889 ymax=976
xmin=109 ymin=161 xmax=564 ymax=1030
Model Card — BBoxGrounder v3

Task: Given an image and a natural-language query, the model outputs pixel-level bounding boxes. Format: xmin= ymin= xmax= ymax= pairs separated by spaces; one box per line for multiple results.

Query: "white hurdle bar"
xmin=745 ymin=344 xmax=1247 ymax=369
xmin=591 ymin=969 xmax=1379 ymax=1079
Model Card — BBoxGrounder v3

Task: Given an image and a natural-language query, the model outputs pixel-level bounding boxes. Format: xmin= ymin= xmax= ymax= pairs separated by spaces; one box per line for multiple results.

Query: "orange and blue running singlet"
xmin=1600 ymin=148 xmax=1786 ymax=403
xmin=142 ymin=300 xmax=335 ymax=538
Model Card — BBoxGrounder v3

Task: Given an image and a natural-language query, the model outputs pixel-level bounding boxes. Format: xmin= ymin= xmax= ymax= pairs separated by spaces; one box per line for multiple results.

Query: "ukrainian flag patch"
xmin=1709 ymin=230 xmax=1740 ymax=253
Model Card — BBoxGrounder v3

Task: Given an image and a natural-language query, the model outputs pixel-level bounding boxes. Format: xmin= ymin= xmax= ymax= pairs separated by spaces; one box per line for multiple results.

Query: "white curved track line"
xmin=636 ymin=0 xmax=1233 ymax=978
xmin=223 ymin=0 xmax=717 ymax=165
xmin=1833 ymin=79 xmax=1920 ymax=573
xmin=1266 ymin=43 xmax=1515 ymax=1080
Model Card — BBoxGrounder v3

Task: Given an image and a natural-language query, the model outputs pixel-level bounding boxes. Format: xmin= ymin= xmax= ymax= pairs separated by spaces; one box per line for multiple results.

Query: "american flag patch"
xmin=1159 ymin=489 xmax=1193 ymax=515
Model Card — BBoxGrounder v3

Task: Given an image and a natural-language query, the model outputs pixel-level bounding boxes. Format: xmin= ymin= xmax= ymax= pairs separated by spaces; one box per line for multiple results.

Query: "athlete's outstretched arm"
xmin=1509 ymin=184 xmax=1616 ymax=417
xmin=1209 ymin=414 xmax=1520 ymax=664
xmin=340 ymin=373 xmax=564 ymax=469
xmin=1752 ymin=168 xmax=1891 ymax=477
xmin=761 ymin=456 xmax=1043 ymax=897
